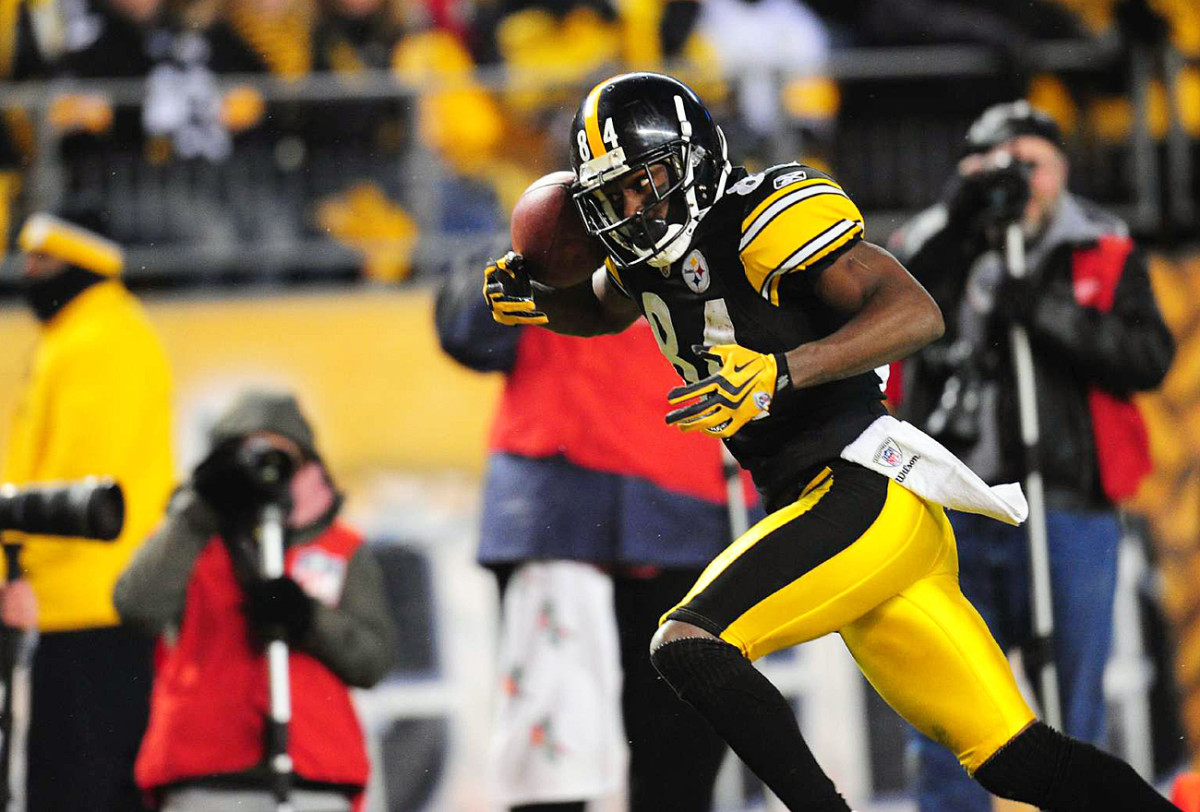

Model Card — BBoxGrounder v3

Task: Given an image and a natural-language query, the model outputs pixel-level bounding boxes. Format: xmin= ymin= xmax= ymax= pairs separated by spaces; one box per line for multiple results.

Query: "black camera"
xmin=952 ymin=156 xmax=1032 ymax=233
xmin=0 ymin=478 xmax=125 ymax=541
xmin=977 ymin=161 xmax=1032 ymax=225
xmin=235 ymin=438 xmax=297 ymax=504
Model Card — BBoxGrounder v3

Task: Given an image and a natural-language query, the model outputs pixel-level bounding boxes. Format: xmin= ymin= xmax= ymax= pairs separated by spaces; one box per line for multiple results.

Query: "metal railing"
xmin=0 ymin=37 xmax=1192 ymax=287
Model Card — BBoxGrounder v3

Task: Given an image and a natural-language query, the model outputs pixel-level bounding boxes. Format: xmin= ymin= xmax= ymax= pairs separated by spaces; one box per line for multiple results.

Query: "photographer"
xmin=2 ymin=206 xmax=174 ymax=812
xmin=114 ymin=390 xmax=395 ymax=811
xmin=891 ymin=102 xmax=1175 ymax=812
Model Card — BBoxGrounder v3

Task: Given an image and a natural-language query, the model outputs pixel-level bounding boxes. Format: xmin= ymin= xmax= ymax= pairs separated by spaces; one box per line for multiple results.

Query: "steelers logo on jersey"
xmin=682 ymin=249 xmax=711 ymax=294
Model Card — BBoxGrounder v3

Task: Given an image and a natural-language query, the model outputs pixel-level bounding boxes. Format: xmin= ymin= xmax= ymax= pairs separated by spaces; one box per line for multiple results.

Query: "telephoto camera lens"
xmin=0 ymin=478 xmax=125 ymax=540
xmin=236 ymin=438 xmax=297 ymax=502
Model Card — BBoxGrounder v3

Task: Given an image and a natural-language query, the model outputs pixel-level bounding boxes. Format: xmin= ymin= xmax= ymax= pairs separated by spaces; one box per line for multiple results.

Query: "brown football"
xmin=510 ymin=171 xmax=606 ymax=288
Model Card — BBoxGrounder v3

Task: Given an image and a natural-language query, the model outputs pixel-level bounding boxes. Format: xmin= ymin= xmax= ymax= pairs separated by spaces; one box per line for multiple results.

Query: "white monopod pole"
xmin=1005 ymin=222 xmax=1063 ymax=731
xmin=259 ymin=503 xmax=295 ymax=812
xmin=722 ymin=447 xmax=750 ymax=539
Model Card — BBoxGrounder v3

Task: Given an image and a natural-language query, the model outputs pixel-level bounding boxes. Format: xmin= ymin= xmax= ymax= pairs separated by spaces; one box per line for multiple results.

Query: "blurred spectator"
xmin=315 ymin=181 xmax=418 ymax=282
xmin=207 ymin=0 xmax=418 ymax=281
xmin=0 ymin=0 xmax=48 ymax=258
xmin=56 ymin=0 xmax=167 ymax=76
xmin=656 ymin=0 xmax=700 ymax=60
xmin=207 ymin=0 xmax=315 ymax=76
xmin=308 ymin=0 xmax=417 ymax=282
xmin=1059 ymin=0 xmax=1200 ymax=214
xmin=52 ymin=0 xmax=167 ymax=150
xmin=204 ymin=0 xmax=315 ymax=156
xmin=313 ymin=0 xmax=402 ymax=70
xmin=890 ymin=100 xmax=1174 ymax=812
xmin=469 ymin=0 xmax=619 ymax=66
xmin=43 ymin=0 xmax=238 ymax=195
xmin=802 ymin=0 xmax=1094 ymax=211
xmin=435 ymin=259 xmax=733 ymax=812
xmin=391 ymin=24 xmax=532 ymax=244
xmin=695 ymin=0 xmax=833 ymax=166
xmin=409 ymin=0 xmax=723 ymax=240
xmin=467 ymin=0 xmax=624 ymax=193
xmin=115 ymin=389 xmax=396 ymax=811
xmin=1 ymin=203 xmax=174 ymax=811
xmin=822 ymin=0 xmax=1082 ymax=50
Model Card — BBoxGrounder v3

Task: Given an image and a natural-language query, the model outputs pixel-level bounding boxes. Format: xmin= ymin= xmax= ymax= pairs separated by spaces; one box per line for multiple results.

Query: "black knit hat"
xmin=964 ymin=101 xmax=1064 ymax=156
xmin=208 ymin=390 xmax=317 ymax=459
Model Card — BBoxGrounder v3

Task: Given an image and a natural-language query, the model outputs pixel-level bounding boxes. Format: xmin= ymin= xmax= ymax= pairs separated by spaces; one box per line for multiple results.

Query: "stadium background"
xmin=0 ymin=0 xmax=1199 ymax=808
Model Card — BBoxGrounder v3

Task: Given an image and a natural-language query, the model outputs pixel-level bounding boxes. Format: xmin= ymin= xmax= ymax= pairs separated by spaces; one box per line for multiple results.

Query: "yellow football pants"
xmin=665 ymin=466 xmax=1036 ymax=774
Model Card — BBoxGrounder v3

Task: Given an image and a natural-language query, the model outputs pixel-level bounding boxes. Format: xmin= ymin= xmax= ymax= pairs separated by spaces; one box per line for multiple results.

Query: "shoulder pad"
xmin=736 ymin=166 xmax=865 ymax=304
xmin=725 ymin=164 xmax=828 ymax=207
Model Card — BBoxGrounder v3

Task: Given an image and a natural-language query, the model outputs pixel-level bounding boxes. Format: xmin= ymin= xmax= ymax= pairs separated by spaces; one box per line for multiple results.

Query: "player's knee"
xmin=649 ymin=628 xmax=741 ymax=703
xmin=649 ymin=619 xmax=716 ymax=655
xmin=973 ymin=722 xmax=1068 ymax=807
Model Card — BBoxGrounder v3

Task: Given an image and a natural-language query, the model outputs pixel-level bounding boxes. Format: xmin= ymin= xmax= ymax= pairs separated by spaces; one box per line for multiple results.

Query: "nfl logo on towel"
xmin=875 ymin=438 xmax=904 ymax=468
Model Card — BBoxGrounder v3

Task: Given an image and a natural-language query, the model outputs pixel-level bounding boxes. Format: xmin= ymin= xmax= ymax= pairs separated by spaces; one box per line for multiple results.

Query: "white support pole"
xmin=1005 ymin=222 xmax=1062 ymax=731
xmin=259 ymin=504 xmax=294 ymax=812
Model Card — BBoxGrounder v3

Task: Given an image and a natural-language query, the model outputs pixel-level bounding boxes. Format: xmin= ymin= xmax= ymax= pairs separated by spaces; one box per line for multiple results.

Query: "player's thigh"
xmin=841 ymin=572 xmax=1036 ymax=774
xmin=663 ymin=461 xmax=953 ymax=661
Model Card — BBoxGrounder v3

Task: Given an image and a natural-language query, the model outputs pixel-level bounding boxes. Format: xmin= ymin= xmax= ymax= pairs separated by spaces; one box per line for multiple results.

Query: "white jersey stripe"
xmin=739 ymin=184 xmax=847 ymax=251
xmin=759 ymin=219 xmax=861 ymax=299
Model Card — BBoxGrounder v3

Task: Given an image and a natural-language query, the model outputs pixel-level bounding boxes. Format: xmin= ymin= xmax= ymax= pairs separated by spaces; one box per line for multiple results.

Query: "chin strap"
xmin=617 ymin=100 xmax=734 ymax=270
xmin=648 ymin=222 xmax=690 ymax=268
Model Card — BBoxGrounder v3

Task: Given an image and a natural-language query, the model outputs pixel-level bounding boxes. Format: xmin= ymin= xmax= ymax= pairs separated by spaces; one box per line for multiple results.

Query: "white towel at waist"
xmin=840 ymin=415 xmax=1028 ymax=526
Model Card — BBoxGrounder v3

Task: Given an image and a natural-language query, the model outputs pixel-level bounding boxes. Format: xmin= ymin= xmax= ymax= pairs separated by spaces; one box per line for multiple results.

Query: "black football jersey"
xmin=605 ymin=163 xmax=887 ymax=502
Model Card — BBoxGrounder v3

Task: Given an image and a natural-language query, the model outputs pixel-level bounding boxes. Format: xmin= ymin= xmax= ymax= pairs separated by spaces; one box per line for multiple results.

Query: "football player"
xmin=483 ymin=72 xmax=1178 ymax=811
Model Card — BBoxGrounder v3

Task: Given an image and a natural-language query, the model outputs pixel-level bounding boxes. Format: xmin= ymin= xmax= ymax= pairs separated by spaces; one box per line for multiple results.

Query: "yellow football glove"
xmin=665 ymin=344 xmax=788 ymax=438
xmin=484 ymin=251 xmax=549 ymax=326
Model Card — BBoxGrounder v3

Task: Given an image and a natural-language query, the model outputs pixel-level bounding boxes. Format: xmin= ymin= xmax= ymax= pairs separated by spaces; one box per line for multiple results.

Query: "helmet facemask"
xmin=573 ymin=94 xmax=729 ymax=270
xmin=576 ymin=142 xmax=703 ymax=269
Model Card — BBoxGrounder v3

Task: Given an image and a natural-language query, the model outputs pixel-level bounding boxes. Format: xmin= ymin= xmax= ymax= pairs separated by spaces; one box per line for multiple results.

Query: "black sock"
xmin=650 ymin=637 xmax=851 ymax=812
xmin=974 ymin=721 xmax=1178 ymax=811
xmin=511 ymin=804 xmax=586 ymax=812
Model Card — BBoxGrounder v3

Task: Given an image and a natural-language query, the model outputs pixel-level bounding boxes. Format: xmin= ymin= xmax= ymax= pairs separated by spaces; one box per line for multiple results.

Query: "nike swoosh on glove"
xmin=665 ymin=344 xmax=788 ymax=438
xmin=483 ymin=250 xmax=548 ymax=325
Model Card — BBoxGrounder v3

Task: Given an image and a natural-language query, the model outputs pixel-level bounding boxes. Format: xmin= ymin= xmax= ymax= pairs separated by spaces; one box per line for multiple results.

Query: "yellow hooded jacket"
xmin=3 ymin=280 xmax=174 ymax=631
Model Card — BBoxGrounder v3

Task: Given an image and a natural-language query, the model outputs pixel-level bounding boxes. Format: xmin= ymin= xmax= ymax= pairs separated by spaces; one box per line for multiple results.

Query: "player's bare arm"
xmin=782 ymin=241 xmax=944 ymax=390
xmin=528 ymin=267 xmax=641 ymax=337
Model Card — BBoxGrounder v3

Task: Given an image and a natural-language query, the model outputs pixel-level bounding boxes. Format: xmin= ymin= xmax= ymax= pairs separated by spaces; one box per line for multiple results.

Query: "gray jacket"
xmin=114 ymin=487 xmax=397 ymax=688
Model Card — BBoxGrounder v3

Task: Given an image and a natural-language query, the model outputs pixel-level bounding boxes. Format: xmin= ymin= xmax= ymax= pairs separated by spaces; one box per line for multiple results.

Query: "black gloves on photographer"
xmin=243 ymin=575 xmax=315 ymax=645
xmin=993 ymin=275 xmax=1038 ymax=325
xmin=192 ymin=438 xmax=295 ymax=530
xmin=947 ymin=162 xmax=1031 ymax=240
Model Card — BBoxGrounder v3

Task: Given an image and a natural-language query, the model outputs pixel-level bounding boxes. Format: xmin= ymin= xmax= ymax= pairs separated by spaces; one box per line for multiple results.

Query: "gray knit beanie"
xmin=208 ymin=390 xmax=317 ymax=458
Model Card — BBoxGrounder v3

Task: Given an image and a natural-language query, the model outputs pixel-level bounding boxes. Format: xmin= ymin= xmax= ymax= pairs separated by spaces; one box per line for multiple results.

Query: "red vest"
xmin=134 ymin=523 xmax=370 ymax=795
xmin=1072 ymin=235 xmax=1153 ymax=502
xmin=488 ymin=322 xmax=752 ymax=504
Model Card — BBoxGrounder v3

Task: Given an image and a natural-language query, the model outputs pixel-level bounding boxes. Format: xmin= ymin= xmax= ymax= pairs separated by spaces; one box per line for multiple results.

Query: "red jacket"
xmin=1072 ymin=235 xmax=1153 ymax=501
xmin=135 ymin=523 xmax=369 ymax=795
xmin=489 ymin=322 xmax=751 ymax=504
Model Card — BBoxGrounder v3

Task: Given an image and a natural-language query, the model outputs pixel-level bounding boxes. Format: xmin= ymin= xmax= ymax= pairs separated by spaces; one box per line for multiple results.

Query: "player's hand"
xmin=483 ymin=251 xmax=548 ymax=326
xmin=665 ymin=344 xmax=785 ymax=438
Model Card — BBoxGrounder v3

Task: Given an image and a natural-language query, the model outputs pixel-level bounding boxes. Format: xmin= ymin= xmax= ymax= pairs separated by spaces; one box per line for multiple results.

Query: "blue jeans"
xmin=912 ymin=509 xmax=1121 ymax=812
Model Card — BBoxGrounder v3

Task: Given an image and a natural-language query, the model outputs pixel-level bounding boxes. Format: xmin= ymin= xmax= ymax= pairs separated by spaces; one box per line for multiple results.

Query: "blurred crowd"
xmin=0 ymin=0 xmax=1196 ymax=283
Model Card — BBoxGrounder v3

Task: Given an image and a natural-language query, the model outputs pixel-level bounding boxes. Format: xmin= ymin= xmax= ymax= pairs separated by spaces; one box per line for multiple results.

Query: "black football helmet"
xmin=569 ymin=72 xmax=731 ymax=270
